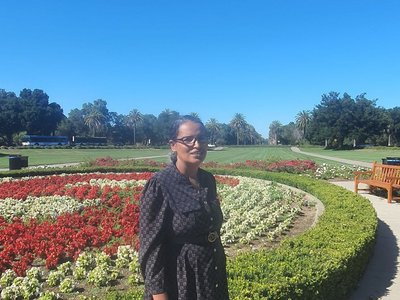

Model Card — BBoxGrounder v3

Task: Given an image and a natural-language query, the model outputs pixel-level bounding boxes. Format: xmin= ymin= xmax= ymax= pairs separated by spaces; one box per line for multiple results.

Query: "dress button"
xmin=215 ymin=283 xmax=219 ymax=288
xmin=213 ymin=248 xmax=217 ymax=252
xmin=210 ymin=217 xmax=214 ymax=221
xmin=215 ymin=266 xmax=218 ymax=270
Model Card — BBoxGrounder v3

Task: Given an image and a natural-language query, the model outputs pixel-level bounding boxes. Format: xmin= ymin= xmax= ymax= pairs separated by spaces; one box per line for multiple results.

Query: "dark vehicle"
xmin=21 ymin=135 xmax=69 ymax=146
xmin=72 ymin=136 xmax=107 ymax=146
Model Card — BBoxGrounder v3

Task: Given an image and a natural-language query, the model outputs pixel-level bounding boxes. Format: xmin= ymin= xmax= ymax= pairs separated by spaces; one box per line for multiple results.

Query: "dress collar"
xmin=166 ymin=163 xmax=204 ymax=188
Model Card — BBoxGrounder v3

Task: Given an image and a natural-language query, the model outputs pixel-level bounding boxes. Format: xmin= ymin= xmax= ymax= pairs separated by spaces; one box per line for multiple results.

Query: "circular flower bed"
xmin=0 ymin=172 xmax=309 ymax=299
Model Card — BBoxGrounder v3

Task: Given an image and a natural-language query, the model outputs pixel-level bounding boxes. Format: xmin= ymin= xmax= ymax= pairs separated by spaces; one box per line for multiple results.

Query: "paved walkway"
xmin=292 ymin=147 xmax=400 ymax=299
xmin=333 ymin=181 xmax=400 ymax=300
xmin=290 ymin=146 xmax=372 ymax=168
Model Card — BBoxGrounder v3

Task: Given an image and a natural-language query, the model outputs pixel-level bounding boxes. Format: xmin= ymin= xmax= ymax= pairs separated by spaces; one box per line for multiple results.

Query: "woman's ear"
xmin=169 ymin=140 xmax=177 ymax=152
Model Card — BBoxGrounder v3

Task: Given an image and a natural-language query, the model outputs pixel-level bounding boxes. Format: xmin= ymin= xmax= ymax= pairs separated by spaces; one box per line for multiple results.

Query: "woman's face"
xmin=170 ymin=121 xmax=208 ymax=167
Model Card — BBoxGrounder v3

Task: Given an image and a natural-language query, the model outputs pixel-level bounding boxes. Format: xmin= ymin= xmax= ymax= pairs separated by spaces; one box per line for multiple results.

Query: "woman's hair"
xmin=169 ymin=115 xmax=206 ymax=163
xmin=169 ymin=115 xmax=205 ymax=140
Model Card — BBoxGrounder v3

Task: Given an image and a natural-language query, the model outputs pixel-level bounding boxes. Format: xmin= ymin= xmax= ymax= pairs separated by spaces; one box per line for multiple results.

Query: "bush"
xmin=210 ymin=169 xmax=377 ymax=300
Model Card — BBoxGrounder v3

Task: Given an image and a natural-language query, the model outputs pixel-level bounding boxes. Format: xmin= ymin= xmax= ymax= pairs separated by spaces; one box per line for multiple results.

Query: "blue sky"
xmin=1 ymin=1 xmax=399 ymax=138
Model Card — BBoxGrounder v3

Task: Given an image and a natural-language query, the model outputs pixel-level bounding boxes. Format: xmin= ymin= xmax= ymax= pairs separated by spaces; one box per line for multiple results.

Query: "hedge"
xmin=0 ymin=166 xmax=377 ymax=299
xmin=209 ymin=168 xmax=377 ymax=300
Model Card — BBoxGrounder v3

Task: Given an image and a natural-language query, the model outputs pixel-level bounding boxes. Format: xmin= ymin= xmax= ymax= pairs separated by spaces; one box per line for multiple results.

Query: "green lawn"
xmin=0 ymin=146 xmax=346 ymax=169
xmin=2 ymin=145 xmax=399 ymax=170
xmin=205 ymin=146 xmax=334 ymax=164
xmin=300 ymin=146 xmax=400 ymax=163
xmin=0 ymin=148 xmax=171 ymax=169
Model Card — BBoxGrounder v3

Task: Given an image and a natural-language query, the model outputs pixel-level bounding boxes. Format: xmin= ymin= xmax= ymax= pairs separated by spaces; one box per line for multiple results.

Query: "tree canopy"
xmin=271 ymin=91 xmax=400 ymax=148
xmin=2 ymin=87 xmax=398 ymax=148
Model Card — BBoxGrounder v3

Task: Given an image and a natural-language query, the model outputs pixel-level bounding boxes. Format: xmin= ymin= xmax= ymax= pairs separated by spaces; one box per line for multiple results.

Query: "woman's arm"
xmin=139 ymin=178 xmax=170 ymax=297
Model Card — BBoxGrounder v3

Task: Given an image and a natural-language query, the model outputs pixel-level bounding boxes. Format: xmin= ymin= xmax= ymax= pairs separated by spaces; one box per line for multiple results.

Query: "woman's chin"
xmin=190 ymin=155 xmax=206 ymax=164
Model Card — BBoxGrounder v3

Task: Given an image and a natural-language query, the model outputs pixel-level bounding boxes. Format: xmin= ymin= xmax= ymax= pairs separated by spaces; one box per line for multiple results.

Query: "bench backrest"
xmin=371 ymin=162 xmax=400 ymax=185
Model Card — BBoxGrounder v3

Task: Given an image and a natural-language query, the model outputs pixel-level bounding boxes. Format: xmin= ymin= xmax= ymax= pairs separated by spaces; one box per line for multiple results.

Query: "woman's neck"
xmin=175 ymin=160 xmax=199 ymax=180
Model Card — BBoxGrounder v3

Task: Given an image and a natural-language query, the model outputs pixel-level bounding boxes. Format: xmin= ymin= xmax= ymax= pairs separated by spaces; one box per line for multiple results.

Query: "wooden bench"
xmin=354 ymin=162 xmax=400 ymax=203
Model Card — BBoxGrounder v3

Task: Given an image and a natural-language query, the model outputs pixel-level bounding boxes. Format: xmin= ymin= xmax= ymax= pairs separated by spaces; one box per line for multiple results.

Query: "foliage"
xmin=125 ymin=109 xmax=143 ymax=145
xmin=307 ymin=92 xmax=389 ymax=149
xmin=1 ymin=88 xmax=266 ymax=147
xmin=269 ymin=120 xmax=282 ymax=145
xmin=219 ymin=178 xmax=305 ymax=245
xmin=295 ymin=110 xmax=311 ymax=141
xmin=0 ymin=88 xmax=64 ymax=145
xmin=82 ymin=157 xmax=363 ymax=180
xmin=208 ymin=168 xmax=377 ymax=300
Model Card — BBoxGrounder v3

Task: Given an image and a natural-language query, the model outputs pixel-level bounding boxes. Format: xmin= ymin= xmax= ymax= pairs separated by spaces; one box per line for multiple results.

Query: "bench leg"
xmin=354 ymin=181 xmax=358 ymax=193
xmin=388 ymin=188 xmax=393 ymax=203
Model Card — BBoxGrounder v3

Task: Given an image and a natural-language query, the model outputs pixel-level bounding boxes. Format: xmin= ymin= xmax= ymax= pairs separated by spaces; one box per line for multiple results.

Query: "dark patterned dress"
xmin=139 ymin=163 xmax=229 ymax=300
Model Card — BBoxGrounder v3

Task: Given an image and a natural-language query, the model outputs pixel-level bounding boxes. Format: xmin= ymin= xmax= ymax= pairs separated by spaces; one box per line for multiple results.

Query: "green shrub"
xmin=211 ymin=169 xmax=377 ymax=300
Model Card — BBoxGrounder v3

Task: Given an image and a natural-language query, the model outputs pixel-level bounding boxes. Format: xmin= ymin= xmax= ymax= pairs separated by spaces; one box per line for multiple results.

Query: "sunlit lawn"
xmin=0 ymin=146 xmax=346 ymax=169
xmin=300 ymin=146 xmax=400 ymax=163
xmin=0 ymin=148 xmax=171 ymax=169
xmin=205 ymin=146 xmax=334 ymax=164
xmin=2 ymin=145 xmax=400 ymax=169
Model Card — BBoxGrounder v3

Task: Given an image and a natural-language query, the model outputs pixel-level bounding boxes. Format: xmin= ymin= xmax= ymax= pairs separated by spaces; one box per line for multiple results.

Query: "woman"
xmin=139 ymin=115 xmax=229 ymax=300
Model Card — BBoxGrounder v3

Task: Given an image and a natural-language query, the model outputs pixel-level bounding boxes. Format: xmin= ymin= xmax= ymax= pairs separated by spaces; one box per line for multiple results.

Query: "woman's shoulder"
xmin=199 ymin=167 xmax=214 ymax=178
xmin=198 ymin=168 xmax=216 ymax=184
xmin=148 ymin=164 xmax=176 ymax=184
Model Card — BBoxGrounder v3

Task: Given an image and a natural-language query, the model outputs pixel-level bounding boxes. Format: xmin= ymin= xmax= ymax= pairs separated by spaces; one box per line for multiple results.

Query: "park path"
xmin=291 ymin=146 xmax=400 ymax=299
xmin=290 ymin=146 xmax=372 ymax=168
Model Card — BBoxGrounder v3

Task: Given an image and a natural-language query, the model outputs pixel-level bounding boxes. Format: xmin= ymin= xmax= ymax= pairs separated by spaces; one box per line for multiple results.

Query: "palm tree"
xmin=245 ymin=123 xmax=258 ymax=145
xmin=127 ymin=109 xmax=143 ymax=145
xmin=84 ymin=110 xmax=106 ymax=136
xmin=295 ymin=110 xmax=311 ymax=140
xmin=230 ymin=113 xmax=247 ymax=145
xmin=205 ymin=118 xmax=221 ymax=145
xmin=269 ymin=120 xmax=282 ymax=145
xmin=189 ymin=112 xmax=201 ymax=120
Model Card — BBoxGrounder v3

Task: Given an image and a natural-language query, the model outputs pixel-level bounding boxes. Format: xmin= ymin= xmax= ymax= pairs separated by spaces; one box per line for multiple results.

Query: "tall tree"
xmin=268 ymin=120 xmax=282 ymax=145
xmin=309 ymin=92 xmax=386 ymax=148
xmin=141 ymin=114 xmax=158 ymax=145
xmin=0 ymin=90 xmax=22 ymax=144
xmin=80 ymin=99 xmax=110 ymax=136
xmin=157 ymin=109 xmax=180 ymax=144
xmin=280 ymin=122 xmax=301 ymax=145
xmin=387 ymin=107 xmax=400 ymax=146
xmin=189 ymin=112 xmax=201 ymax=120
xmin=19 ymin=89 xmax=64 ymax=135
xmin=309 ymin=92 xmax=353 ymax=148
xmin=230 ymin=113 xmax=247 ymax=145
xmin=67 ymin=108 xmax=87 ymax=137
xmin=126 ymin=109 xmax=143 ymax=145
xmin=84 ymin=110 xmax=106 ymax=136
xmin=295 ymin=110 xmax=311 ymax=141
xmin=205 ymin=118 xmax=221 ymax=145
xmin=44 ymin=103 xmax=65 ymax=135
xmin=108 ymin=112 xmax=128 ymax=144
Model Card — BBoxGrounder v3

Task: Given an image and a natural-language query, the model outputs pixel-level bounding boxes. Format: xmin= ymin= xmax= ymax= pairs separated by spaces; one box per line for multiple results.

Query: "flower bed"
xmin=83 ymin=156 xmax=366 ymax=180
xmin=0 ymin=171 xmax=309 ymax=299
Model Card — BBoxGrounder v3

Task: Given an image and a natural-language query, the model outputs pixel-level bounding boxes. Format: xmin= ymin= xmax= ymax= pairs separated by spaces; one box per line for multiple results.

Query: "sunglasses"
xmin=174 ymin=136 xmax=208 ymax=146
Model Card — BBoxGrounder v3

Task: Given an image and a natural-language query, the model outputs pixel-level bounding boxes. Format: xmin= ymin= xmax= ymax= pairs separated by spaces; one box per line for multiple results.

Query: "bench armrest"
xmin=354 ymin=170 xmax=372 ymax=180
